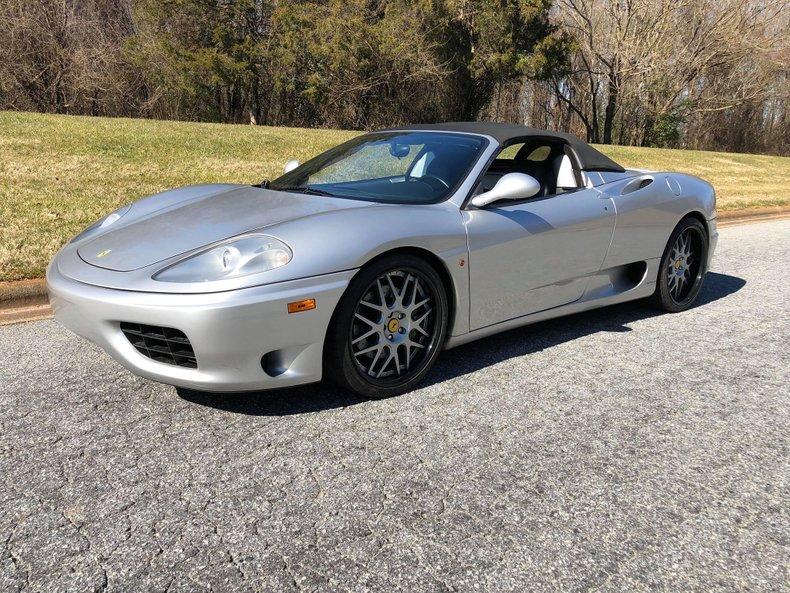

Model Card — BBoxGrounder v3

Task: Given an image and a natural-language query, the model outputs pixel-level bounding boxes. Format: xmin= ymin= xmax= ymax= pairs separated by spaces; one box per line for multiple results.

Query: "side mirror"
xmin=470 ymin=173 xmax=541 ymax=208
xmin=283 ymin=159 xmax=300 ymax=173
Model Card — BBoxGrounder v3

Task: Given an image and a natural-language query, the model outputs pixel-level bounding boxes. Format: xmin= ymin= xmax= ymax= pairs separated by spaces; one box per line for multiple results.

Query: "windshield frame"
xmin=270 ymin=131 xmax=491 ymax=205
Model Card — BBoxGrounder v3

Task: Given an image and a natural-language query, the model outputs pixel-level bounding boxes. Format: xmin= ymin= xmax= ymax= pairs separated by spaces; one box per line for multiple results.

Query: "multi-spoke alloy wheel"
xmin=324 ymin=254 xmax=448 ymax=398
xmin=652 ymin=217 xmax=708 ymax=312
xmin=666 ymin=229 xmax=697 ymax=301
xmin=351 ymin=270 xmax=435 ymax=380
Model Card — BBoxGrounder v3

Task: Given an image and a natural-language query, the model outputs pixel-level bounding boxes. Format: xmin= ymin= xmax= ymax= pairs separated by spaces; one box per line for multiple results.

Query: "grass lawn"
xmin=1 ymin=111 xmax=788 ymax=282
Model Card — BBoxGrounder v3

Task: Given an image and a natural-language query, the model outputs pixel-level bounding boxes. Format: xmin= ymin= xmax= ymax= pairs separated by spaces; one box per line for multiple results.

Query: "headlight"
xmin=153 ymin=235 xmax=292 ymax=283
xmin=70 ymin=204 xmax=132 ymax=243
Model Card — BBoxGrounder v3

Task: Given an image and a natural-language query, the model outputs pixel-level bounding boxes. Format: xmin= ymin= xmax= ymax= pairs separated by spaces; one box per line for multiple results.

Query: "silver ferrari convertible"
xmin=48 ymin=122 xmax=718 ymax=398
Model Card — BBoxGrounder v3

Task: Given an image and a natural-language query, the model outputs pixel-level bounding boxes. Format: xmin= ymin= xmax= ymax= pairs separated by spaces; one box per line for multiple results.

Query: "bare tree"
xmin=547 ymin=0 xmax=788 ymax=149
xmin=0 ymin=0 xmax=135 ymax=115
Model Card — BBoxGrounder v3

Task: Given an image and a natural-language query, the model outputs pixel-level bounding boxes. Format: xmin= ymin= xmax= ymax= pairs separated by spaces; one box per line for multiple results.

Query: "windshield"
xmin=270 ymin=132 xmax=488 ymax=204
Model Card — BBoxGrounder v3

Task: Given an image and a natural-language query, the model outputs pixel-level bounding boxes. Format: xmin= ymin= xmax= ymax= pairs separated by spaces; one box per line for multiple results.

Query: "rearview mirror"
xmin=283 ymin=159 xmax=300 ymax=173
xmin=389 ymin=143 xmax=411 ymax=158
xmin=471 ymin=173 xmax=541 ymax=208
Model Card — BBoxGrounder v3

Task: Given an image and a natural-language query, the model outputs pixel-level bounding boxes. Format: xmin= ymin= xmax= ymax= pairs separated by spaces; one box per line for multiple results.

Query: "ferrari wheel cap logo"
xmin=96 ymin=249 xmax=112 ymax=258
xmin=387 ymin=318 xmax=400 ymax=333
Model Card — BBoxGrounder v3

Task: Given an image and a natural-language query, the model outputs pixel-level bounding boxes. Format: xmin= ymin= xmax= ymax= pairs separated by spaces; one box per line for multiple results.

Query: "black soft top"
xmin=382 ymin=121 xmax=625 ymax=173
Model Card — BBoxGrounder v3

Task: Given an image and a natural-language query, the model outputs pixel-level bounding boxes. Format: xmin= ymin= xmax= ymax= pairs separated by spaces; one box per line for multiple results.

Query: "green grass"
xmin=1 ymin=111 xmax=788 ymax=282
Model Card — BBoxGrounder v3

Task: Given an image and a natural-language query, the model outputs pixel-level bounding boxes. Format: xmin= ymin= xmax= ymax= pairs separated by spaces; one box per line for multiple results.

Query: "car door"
xmin=465 ymin=176 xmax=615 ymax=330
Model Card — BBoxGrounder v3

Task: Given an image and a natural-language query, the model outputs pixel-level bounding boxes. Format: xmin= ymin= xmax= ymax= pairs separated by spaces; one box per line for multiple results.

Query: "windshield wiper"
xmin=277 ymin=186 xmax=337 ymax=197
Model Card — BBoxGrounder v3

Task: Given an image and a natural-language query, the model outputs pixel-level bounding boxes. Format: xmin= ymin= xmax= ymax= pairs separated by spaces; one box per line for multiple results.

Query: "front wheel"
xmin=651 ymin=217 xmax=709 ymax=312
xmin=324 ymin=254 xmax=449 ymax=399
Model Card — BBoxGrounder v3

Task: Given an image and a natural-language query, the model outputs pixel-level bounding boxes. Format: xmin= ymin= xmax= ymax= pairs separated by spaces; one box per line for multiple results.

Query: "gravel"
xmin=1 ymin=219 xmax=788 ymax=593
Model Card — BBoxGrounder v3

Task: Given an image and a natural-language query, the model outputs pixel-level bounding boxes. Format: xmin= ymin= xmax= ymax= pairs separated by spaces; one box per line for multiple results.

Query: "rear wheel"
xmin=324 ymin=254 xmax=448 ymax=399
xmin=651 ymin=217 xmax=709 ymax=312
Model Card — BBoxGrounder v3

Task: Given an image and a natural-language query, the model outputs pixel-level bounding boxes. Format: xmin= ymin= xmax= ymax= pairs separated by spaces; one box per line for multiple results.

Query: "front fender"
xmin=271 ymin=201 xmax=471 ymax=335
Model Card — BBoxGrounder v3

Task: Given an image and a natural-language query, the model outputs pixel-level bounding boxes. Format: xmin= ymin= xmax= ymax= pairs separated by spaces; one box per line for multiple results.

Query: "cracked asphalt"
xmin=1 ymin=219 xmax=788 ymax=592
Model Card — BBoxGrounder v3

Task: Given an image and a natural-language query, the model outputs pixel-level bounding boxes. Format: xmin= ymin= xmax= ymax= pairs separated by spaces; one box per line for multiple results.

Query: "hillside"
xmin=1 ymin=111 xmax=787 ymax=281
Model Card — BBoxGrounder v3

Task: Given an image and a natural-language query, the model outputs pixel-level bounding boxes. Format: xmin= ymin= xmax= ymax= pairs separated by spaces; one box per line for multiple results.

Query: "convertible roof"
xmin=383 ymin=121 xmax=625 ymax=172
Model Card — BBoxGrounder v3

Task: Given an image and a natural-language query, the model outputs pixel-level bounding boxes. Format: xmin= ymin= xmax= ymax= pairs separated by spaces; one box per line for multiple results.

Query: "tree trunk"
xmin=249 ymin=76 xmax=260 ymax=125
xmin=589 ymin=90 xmax=600 ymax=143
xmin=603 ymin=64 xmax=618 ymax=144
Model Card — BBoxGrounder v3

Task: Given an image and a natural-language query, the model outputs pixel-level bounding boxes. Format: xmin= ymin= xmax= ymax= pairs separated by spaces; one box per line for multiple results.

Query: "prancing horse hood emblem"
xmin=96 ymin=249 xmax=112 ymax=258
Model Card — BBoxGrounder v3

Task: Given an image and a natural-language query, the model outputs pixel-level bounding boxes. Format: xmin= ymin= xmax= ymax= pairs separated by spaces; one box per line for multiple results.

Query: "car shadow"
xmin=176 ymin=272 xmax=745 ymax=416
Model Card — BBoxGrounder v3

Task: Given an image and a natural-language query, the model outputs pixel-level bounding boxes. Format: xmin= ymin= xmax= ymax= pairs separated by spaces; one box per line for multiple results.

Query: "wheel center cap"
xmin=387 ymin=318 xmax=400 ymax=333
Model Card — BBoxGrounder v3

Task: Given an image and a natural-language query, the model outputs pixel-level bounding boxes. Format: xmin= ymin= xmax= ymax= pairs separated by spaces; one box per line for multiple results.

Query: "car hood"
xmin=77 ymin=184 xmax=369 ymax=272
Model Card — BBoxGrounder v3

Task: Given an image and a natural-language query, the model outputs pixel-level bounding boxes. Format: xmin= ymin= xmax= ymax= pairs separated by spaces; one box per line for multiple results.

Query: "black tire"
xmin=323 ymin=253 xmax=449 ymax=399
xmin=650 ymin=217 xmax=709 ymax=312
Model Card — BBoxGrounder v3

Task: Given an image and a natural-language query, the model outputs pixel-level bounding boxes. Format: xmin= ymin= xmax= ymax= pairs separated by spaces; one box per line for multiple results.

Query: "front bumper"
xmin=47 ymin=263 xmax=356 ymax=392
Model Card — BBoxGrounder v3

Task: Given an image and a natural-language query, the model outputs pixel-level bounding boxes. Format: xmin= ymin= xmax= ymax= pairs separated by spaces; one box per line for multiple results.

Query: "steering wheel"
xmin=410 ymin=175 xmax=450 ymax=192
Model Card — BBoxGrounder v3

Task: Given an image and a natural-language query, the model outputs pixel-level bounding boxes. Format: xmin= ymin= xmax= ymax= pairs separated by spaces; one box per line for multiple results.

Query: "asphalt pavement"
xmin=1 ymin=219 xmax=787 ymax=592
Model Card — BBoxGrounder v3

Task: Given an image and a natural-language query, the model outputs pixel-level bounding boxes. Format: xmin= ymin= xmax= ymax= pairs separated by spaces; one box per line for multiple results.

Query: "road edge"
xmin=716 ymin=206 xmax=790 ymax=227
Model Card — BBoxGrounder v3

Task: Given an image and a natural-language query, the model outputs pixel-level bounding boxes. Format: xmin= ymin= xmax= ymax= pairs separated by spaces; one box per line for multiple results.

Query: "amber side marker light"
xmin=287 ymin=299 xmax=316 ymax=314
